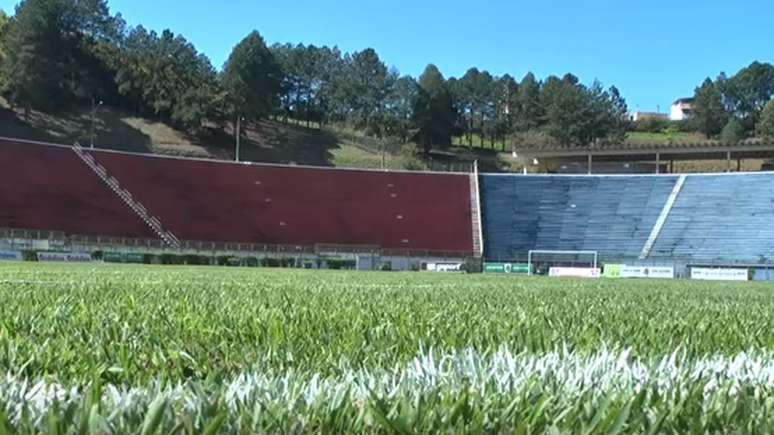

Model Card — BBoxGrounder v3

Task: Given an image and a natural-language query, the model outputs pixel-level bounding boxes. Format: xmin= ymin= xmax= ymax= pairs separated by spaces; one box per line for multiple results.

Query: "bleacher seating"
xmin=92 ymin=151 xmax=474 ymax=253
xmin=480 ymin=174 xmax=678 ymax=261
xmin=0 ymin=139 xmax=154 ymax=239
xmin=651 ymin=174 xmax=774 ymax=263
xmin=10 ymin=136 xmax=774 ymax=265
xmin=0 ymin=140 xmax=473 ymax=253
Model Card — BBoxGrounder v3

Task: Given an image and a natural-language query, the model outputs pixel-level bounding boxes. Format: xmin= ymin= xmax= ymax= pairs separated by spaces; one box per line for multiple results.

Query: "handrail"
xmin=71 ymin=143 xmax=181 ymax=248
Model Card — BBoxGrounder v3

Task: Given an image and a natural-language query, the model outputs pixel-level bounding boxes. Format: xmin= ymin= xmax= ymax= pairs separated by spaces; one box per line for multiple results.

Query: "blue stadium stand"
xmin=480 ymin=174 xmax=678 ymax=261
xmin=651 ymin=174 xmax=774 ymax=264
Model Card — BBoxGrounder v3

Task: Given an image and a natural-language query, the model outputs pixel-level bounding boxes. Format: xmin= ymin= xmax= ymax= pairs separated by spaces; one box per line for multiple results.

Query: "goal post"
xmin=527 ymin=250 xmax=598 ymax=276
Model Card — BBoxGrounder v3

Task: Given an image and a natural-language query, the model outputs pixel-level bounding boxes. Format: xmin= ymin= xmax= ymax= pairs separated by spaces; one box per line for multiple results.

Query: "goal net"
xmin=528 ymin=250 xmax=598 ymax=276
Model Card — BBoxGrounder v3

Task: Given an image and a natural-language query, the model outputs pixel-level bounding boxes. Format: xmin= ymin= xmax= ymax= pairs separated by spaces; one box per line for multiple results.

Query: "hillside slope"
xmin=0 ymin=100 xmax=408 ymax=169
xmin=0 ymin=101 xmax=521 ymax=172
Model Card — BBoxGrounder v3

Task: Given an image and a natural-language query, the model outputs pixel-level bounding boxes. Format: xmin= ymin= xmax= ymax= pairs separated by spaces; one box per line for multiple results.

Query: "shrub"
xmin=400 ymin=143 xmax=428 ymax=170
xmin=632 ymin=118 xmax=669 ymax=133
xmin=758 ymin=100 xmax=774 ymax=139
xmin=720 ymin=118 xmax=746 ymax=144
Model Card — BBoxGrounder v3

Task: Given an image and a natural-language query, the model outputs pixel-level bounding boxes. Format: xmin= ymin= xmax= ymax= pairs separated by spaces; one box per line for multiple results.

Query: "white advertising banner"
xmin=427 ymin=262 xmax=464 ymax=272
xmin=0 ymin=250 xmax=22 ymax=261
xmin=620 ymin=266 xmax=674 ymax=279
xmin=37 ymin=252 xmax=93 ymax=263
xmin=549 ymin=267 xmax=601 ymax=278
xmin=691 ymin=267 xmax=748 ymax=281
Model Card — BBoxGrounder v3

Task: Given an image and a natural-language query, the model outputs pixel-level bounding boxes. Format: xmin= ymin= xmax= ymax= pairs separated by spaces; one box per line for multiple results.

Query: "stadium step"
xmin=639 ymin=174 xmax=687 ymax=260
xmin=470 ymin=165 xmax=483 ymax=258
xmin=71 ymin=143 xmax=181 ymax=248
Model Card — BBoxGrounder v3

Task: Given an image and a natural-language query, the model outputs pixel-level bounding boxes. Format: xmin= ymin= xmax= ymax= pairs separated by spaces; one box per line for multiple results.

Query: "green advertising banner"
xmin=103 ymin=252 xmax=123 ymax=263
xmin=483 ymin=262 xmax=530 ymax=274
xmin=125 ymin=253 xmax=145 ymax=263
xmin=104 ymin=252 xmax=145 ymax=264
xmin=603 ymin=264 xmax=623 ymax=278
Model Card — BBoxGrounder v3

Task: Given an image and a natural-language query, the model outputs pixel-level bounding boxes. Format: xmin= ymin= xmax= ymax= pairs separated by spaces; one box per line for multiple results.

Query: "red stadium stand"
xmin=94 ymin=151 xmax=474 ymax=254
xmin=0 ymin=139 xmax=474 ymax=255
xmin=0 ymin=139 xmax=154 ymax=239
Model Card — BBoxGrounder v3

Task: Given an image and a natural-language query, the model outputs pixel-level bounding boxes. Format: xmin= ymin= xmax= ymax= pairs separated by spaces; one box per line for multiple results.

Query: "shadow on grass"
xmin=0 ymin=102 xmax=358 ymax=167
xmin=201 ymin=120 xmax=341 ymax=167
xmin=0 ymin=104 xmax=153 ymax=153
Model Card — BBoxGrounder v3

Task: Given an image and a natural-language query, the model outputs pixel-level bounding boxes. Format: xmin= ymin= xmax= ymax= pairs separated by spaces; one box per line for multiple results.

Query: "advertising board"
xmin=691 ymin=267 xmax=748 ymax=281
xmin=103 ymin=252 xmax=145 ymax=264
xmin=620 ymin=266 xmax=674 ymax=279
xmin=37 ymin=252 xmax=93 ymax=262
xmin=604 ymin=264 xmax=674 ymax=279
xmin=0 ymin=250 xmax=22 ymax=261
xmin=427 ymin=262 xmax=464 ymax=272
xmin=483 ymin=262 xmax=530 ymax=274
xmin=603 ymin=264 xmax=623 ymax=278
xmin=549 ymin=267 xmax=601 ymax=278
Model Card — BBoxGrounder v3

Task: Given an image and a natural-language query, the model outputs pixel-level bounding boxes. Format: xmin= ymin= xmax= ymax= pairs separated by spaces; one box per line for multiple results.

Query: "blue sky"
xmin=1 ymin=0 xmax=772 ymax=112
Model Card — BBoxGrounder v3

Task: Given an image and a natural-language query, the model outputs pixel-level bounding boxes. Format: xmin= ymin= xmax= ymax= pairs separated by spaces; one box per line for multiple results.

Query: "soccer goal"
xmin=527 ymin=250 xmax=598 ymax=276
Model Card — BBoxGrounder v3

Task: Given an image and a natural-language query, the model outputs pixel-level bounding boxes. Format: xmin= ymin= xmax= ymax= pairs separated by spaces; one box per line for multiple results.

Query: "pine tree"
xmin=412 ymin=64 xmax=456 ymax=152
xmin=1 ymin=0 xmax=113 ymax=110
xmin=514 ymin=72 xmax=542 ymax=132
xmin=222 ymin=31 xmax=281 ymax=121
xmin=693 ymin=78 xmax=728 ymax=137
xmin=343 ymin=48 xmax=389 ymax=131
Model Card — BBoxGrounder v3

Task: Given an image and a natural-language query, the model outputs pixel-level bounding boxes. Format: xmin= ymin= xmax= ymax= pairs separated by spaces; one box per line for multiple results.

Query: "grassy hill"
xmin=625 ymin=131 xmax=707 ymax=145
xmin=0 ymin=100 xmax=520 ymax=172
xmin=0 ymin=100 xmax=410 ymax=169
xmin=22 ymin=100 xmax=753 ymax=173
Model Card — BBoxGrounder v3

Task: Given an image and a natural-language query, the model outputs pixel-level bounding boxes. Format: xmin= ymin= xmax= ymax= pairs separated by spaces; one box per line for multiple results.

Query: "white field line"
xmin=3 ymin=347 xmax=774 ymax=425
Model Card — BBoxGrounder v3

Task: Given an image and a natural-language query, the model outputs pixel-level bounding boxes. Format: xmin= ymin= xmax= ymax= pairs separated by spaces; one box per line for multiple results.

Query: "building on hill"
xmin=670 ymin=98 xmax=694 ymax=121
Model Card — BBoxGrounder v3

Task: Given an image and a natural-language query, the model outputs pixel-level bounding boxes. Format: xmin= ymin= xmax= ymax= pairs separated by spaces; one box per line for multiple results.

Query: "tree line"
xmin=691 ymin=61 xmax=774 ymax=142
xmin=0 ymin=0 xmax=630 ymax=153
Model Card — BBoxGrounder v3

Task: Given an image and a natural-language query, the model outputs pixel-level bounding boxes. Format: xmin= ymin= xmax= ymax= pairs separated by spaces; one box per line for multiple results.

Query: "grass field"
xmin=2 ymin=263 xmax=774 ymax=432
xmin=625 ymin=131 xmax=706 ymax=145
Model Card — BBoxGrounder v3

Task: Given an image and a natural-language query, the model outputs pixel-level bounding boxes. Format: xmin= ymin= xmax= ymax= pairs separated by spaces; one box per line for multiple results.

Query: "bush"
xmin=512 ymin=130 xmax=560 ymax=149
xmin=159 ymin=254 xmax=180 ymax=265
xmin=758 ymin=100 xmax=774 ymax=138
xmin=632 ymin=118 xmax=669 ymax=133
xmin=720 ymin=118 xmax=746 ymax=144
xmin=260 ymin=257 xmax=296 ymax=268
xmin=183 ymin=255 xmax=211 ymax=265
xmin=326 ymin=259 xmax=356 ymax=270
xmin=669 ymin=119 xmax=696 ymax=133
xmin=400 ymin=143 xmax=428 ymax=170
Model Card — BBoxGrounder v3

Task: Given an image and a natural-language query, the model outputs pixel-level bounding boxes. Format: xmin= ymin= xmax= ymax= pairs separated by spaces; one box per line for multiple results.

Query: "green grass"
xmin=2 ymin=263 xmax=774 ymax=432
xmin=625 ymin=131 xmax=706 ymax=145
xmin=330 ymin=144 xmax=404 ymax=169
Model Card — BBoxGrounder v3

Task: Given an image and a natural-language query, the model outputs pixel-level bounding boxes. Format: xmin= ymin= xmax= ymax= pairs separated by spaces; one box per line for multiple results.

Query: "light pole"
xmin=380 ymin=137 xmax=386 ymax=171
xmin=90 ymin=99 xmax=103 ymax=149
xmin=235 ymin=115 xmax=243 ymax=162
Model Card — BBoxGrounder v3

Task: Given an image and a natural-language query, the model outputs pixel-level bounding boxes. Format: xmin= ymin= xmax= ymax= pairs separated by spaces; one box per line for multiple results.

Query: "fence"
xmin=0 ymin=227 xmax=472 ymax=260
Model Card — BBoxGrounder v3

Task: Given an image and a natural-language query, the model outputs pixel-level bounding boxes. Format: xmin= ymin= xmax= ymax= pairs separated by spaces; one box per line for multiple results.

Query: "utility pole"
xmin=235 ymin=116 xmax=241 ymax=162
xmin=90 ymin=99 xmax=103 ymax=149
xmin=381 ymin=138 xmax=386 ymax=171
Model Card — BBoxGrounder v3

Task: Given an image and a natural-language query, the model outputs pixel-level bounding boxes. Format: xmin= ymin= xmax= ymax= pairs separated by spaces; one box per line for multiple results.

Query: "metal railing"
xmin=1 ymin=226 xmax=473 ymax=259
xmin=72 ymin=143 xmax=181 ymax=248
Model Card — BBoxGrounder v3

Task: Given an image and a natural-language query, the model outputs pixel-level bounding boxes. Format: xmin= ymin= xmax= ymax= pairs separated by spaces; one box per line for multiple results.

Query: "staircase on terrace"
xmin=469 ymin=164 xmax=483 ymax=257
xmin=72 ymin=144 xmax=181 ymax=248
